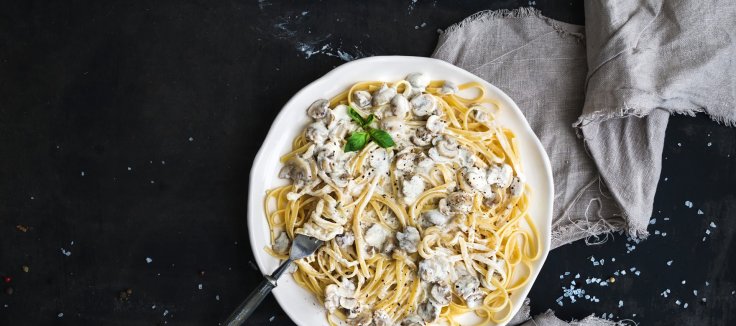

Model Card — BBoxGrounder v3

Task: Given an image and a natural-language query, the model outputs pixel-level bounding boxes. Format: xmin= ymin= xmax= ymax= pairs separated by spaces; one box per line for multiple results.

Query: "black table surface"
xmin=1 ymin=1 xmax=735 ymax=325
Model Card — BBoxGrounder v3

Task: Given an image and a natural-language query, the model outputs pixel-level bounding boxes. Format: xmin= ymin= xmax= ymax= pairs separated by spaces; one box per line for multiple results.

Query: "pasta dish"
xmin=264 ymin=72 xmax=540 ymax=325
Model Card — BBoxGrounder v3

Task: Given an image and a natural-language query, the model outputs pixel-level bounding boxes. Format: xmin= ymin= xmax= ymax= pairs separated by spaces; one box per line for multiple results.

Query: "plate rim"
xmin=246 ymin=55 xmax=553 ymax=326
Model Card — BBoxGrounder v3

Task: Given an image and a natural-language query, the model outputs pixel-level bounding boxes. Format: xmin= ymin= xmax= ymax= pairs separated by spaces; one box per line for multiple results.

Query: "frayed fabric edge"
xmin=440 ymin=7 xmax=585 ymax=41
xmin=573 ymin=104 xmax=736 ymax=130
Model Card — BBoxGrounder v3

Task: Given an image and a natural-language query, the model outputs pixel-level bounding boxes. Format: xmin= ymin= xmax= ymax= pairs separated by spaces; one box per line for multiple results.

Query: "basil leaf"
xmin=364 ymin=114 xmax=375 ymax=126
xmin=344 ymin=131 xmax=370 ymax=152
xmin=347 ymin=106 xmax=366 ymax=126
xmin=368 ymin=128 xmax=395 ymax=148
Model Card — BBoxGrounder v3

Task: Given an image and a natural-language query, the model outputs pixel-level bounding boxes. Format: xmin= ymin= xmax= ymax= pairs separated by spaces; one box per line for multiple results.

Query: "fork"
xmin=224 ymin=234 xmax=324 ymax=326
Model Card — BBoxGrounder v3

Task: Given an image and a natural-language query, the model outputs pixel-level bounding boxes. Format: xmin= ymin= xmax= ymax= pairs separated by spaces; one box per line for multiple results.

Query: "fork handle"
xmin=224 ymin=275 xmax=277 ymax=326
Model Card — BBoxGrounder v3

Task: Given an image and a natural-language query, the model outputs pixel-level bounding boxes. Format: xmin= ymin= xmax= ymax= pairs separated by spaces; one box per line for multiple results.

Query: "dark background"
xmin=1 ymin=0 xmax=734 ymax=325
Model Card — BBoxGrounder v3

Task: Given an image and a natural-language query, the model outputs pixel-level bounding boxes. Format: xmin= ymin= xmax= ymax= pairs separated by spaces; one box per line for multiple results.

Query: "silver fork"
xmin=224 ymin=234 xmax=324 ymax=326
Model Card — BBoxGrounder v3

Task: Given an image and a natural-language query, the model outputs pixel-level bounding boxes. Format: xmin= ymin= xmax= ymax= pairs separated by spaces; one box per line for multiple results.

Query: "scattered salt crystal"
xmin=693 ymin=290 xmax=698 ymax=296
xmin=664 ymin=177 xmax=668 ymax=181
xmin=630 ymin=267 xmax=636 ymax=272
xmin=198 ymin=284 xmax=203 ymax=290
xmin=599 ymin=259 xmax=605 ymax=265
xmin=128 ymin=167 xmax=132 ymax=171
xmin=593 ymin=261 xmax=600 ymax=266
xmin=188 ymin=137 xmax=194 ymax=142
xmin=81 ymin=171 xmax=85 ymax=176
xmin=683 ymin=303 xmax=689 ymax=308
xmin=58 ymin=313 xmax=64 ymax=318
xmin=216 ymin=295 xmax=220 ymax=301
xmin=655 ymin=230 xmax=661 ymax=235
xmin=676 ymin=300 xmax=681 ymax=305
xmin=575 ymin=273 xmax=580 ymax=279
xmin=269 ymin=316 xmax=276 ymax=322
xmin=150 ymin=180 xmax=155 ymax=184
xmin=163 ymin=310 xmax=169 ymax=316
xmin=585 ymin=295 xmax=590 ymax=299
xmin=599 ymin=281 xmax=608 ymax=287
xmin=611 ymin=258 xmax=616 ymax=262
xmin=649 ymin=218 xmax=657 ymax=224
xmin=685 ymin=201 xmax=693 ymax=208
xmin=707 ymin=142 xmax=712 ymax=147
xmin=706 ymin=229 xmax=711 ymax=235
xmin=702 ymin=298 xmax=707 ymax=303
xmin=61 ymin=248 xmax=72 ymax=256
xmin=614 ymin=271 xmax=620 ymax=276
xmin=662 ymin=232 xmax=667 ymax=237
xmin=705 ymin=281 xmax=710 ymax=286
xmin=152 ymin=305 xmax=156 ymax=309
xmin=702 ymin=236 xmax=707 ymax=242
xmin=697 ymin=209 xmax=704 ymax=215
xmin=635 ymin=271 xmax=641 ymax=276
xmin=732 ymin=290 xmax=735 ymax=295
xmin=664 ymin=217 xmax=670 ymax=221
xmin=621 ymin=270 xmax=627 ymax=275
xmin=667 ymin=260 xmax=673 ymax=266
xmin=682 ymin=280 xmax=687 ymax=285
xmin=146 ymin=257 xmax=153 ymax=264
xmin=565 ymin=272 xmax=570 ymax=275
xmin=161 ymin=160 xmax=166 ymax=165
xmin=677 ymin=142 xmax=682 ymax=147
xmin=618 ymin=300 xmax=623 ymax=308
xmin=710 ymin=222 xmax=717 ymax=228
xmin=560 ymin=275 xmax=564 ymax=279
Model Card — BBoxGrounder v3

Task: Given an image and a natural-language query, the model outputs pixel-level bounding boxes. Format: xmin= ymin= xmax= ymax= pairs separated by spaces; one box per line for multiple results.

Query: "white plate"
xmin=247 ymin=56 xmax=553 ymax=326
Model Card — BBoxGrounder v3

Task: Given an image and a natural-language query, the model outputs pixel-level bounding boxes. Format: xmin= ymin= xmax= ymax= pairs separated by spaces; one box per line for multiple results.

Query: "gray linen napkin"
xmin=432 ymin=2 xmax=735 ymax=324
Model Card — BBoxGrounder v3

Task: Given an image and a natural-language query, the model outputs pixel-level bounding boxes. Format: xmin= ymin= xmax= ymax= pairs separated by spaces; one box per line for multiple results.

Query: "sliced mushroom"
xmin=305 ymin=121 xmax=329 ymax=144
xmin=509 ymin=176 xmax=524 ymax=197
xmin=373 ymin=310 xmax=392 ymax=326
xmin=279 ymin=157 xmax=314 ymax=187
xmin=418 ymin=256 xmax=451 ymax=283
xmin=396 ymin=226 xmax=420 ymax=253
xmin=394 ymin=151 xmax=417 ymax=174
xmin=406 ymin=72 xmax=430 ymax=90
xmin=381 ymin=116 xmax=405 ymax=140
xmin=487 ymin=163 xmax=514 ymax=188
xmin=348 ymin=309 xmax=373 ymax=326
xmin=369 ymin=148 xmax=390 ymax=173
xmin=410 ymin=94 xmax=437 ymax=117
xmin=430 ymin=282 xmax=452 ymax=306
xmin=272 ymin=232 xmax=290 ymax=254
xmin=401 ymin=175 xmax=425 ymax=205
xmin=463 ymin=166 xmax=493 ymax=198
xmin=339 ymin=297 xmax=359 ymax=310
xmin=315 ymin=144 xmax=340 ymax=173
xmin=411 ymin=127 xmax=433 ymax=146
xmin=426 ymin=115 xmax=446 ymax=134
xmin=335 ymin=231 xmax=355 ymax=247
xmin=390 ymin=94 xmax=411 ymax=118
xmin=352 ymin=91 xmax=372 ymax=109
xmin=307 ymin=99 xmax=330 ymax=120
xmin=470 ymin=104 xmax=490 ymax=122
xmin=417 ymin=300 xmax=440 ymax=323
xmin=454 ymin=274 xmax=482 ymax=305
xmin=400 ymin=315 xmax=425 ymax=326
xmin=430 ymin=136 xmax=460 ymax=159
xmin=422 ymin=209 xmax=450 ymax=226
xmin=439 ymin=81 xmax=458 ymax=95
xmin=446 ymin=191 xmax=473 ymax=213
xmin=372 ymin=84 xmax=397 ymax=106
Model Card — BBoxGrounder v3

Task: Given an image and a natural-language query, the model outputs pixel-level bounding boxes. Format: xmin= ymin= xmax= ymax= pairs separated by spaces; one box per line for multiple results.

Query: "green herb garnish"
xmin=343 ymin=106 xmax=396 ymax=152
